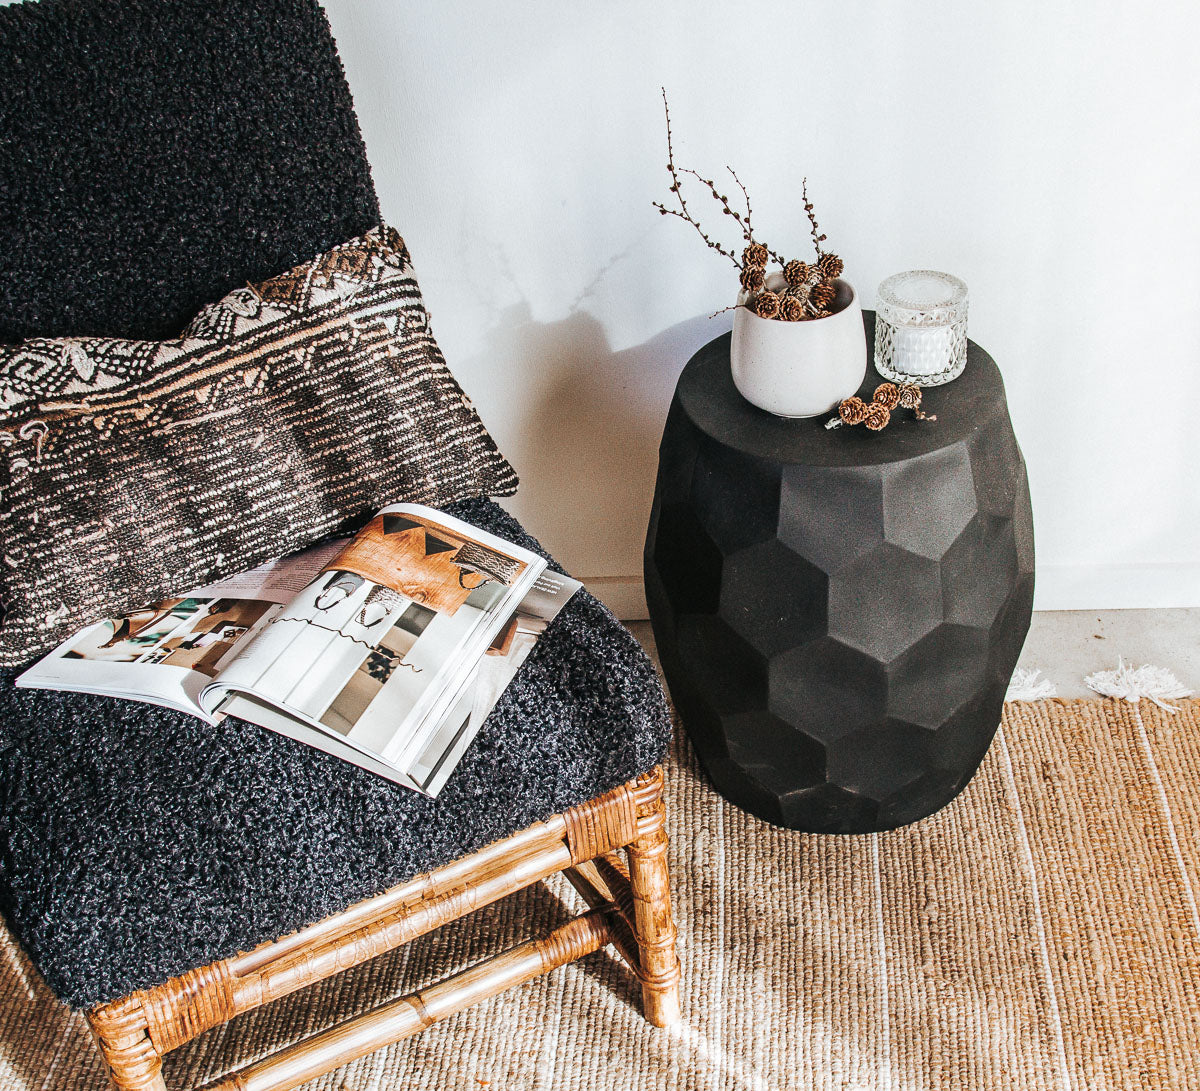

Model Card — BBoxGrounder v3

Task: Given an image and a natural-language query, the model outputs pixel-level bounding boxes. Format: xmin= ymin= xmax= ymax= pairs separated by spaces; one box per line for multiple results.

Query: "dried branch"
xmin=727 ymin=166 xmax=755 ymax=243
xmin=656 ymin=92 xmax=842 ymax=321
xmin=802 ymin=177 xmax=828 ymax=258
xmin=680 ymin=168 xmax=753 ymax=244
xmin=653 ymin=90 xmax=741 ymax=268
xmin=728 ymin=167 xmax=786 ymax=268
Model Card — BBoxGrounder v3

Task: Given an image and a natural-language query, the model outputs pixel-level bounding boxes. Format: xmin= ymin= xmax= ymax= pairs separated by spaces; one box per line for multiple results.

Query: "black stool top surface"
xmin=676 ymin=312 xmax=1007 ymax=467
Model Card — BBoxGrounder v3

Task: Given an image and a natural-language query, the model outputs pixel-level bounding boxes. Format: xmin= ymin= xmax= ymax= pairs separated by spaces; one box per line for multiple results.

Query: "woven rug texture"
xmin=1 ymin=697 xmax=1198 ymax=1089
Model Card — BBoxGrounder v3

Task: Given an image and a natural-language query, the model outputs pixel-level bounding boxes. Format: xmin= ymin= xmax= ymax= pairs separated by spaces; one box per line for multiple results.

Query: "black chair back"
xmin=0 ymin=0 xmax=379 ymax=343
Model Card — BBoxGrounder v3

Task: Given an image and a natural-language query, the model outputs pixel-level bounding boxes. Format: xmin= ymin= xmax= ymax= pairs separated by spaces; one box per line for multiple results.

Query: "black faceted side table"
xmin=644 ymin=312 xmax=1034 ymax=833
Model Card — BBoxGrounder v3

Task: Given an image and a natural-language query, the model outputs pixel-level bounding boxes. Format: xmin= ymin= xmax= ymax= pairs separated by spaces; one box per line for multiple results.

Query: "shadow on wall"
xmin=463 ymin=306 xmax=726 ymax=599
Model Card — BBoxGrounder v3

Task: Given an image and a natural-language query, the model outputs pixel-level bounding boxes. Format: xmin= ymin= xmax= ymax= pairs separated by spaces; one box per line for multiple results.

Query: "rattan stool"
xmin=87 ymin=768 xmax=681 ymax=1091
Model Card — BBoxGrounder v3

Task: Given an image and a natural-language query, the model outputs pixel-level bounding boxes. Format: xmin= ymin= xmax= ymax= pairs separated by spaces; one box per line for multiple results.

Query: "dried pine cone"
xmin=753 ymin=290 xmax=781 ymax=319
xmin=809 ymin=279 xmax=836 ymax=313
xmin=872 ymin=382 xmax=900 ymax=410
xmin=742 ymin=242 xmax=769 ymax=268
xmin=740 ymin=266 xmax=765 ymax=292
xmin=863 ymin=402 xmax=891 ymax=431
xmin=897 ymin=383 xmax=922 ymax=410
xmin=783 ymin=260 xmax=810 ymax=287
xmin=777 ymin=295 xmax=804 ymax=322
xmin=817 ymin=252 xmax=845 ymax=279
xmin=838 ymin=396 xmax=867 ymax=425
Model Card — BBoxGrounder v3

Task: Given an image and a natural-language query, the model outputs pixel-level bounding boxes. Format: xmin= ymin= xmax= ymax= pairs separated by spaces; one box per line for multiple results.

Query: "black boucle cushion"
xmin=0 ymin=0 xmax=380 ymax=344
xmin=0 ymin=498 xmax=671 ymax=1010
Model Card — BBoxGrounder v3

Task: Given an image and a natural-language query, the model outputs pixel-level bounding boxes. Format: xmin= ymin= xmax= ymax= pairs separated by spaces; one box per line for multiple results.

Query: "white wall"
xmin=322 ymin=0 xmax=1200 ymax=615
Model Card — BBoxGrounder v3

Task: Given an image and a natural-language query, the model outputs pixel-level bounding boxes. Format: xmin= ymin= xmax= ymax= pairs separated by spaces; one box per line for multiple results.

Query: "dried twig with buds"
xmin=802 ymin=179 xmax=827 ymax=258
xmin=651 ymin=93 xmax=740 ymax=269
xmin=655 ymin=90 xmax=846 ymax=322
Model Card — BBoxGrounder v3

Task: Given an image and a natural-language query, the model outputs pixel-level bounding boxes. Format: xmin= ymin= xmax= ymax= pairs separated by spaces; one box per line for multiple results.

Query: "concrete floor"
xmin=1015 ymin=608 xmax=1199 ymax=697
xmin=628 ymin=609 xmax=1200 ymax=699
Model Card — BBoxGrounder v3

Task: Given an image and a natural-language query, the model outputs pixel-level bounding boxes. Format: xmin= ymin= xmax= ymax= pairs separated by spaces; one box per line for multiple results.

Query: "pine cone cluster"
xmin=783 ymin=260 xmax=810 ymax=288
xmin=742 ymin=242 xmax=769 ymax=268
xmin=817 ymin=252 xmax=844 ymax=279
xmin=831 ymin=381 xmax=936 ymax=433
xmin=753 ymin=290 xmax=781 ymax=319
xmin=708 ymin=176 xmax=844 ymax=324
xmin=809 ymin=280 xmax=836 ymax=314
xmin=873 ymin=382 xmax=900 ymax=410
xmin=778 ymin=295 xmax=804 ymax=322
xmin=838 ymin=396 xmax=867 ymax=425
xmin=740 ymin=266 xmax=765 ymax=293
xmin=786 ymin=281 xmax=812 ymax=306
xmin=863 ymin=402 xmax=890 ymax=430
xmin=897 ymin=382 xmax=934 ymax=419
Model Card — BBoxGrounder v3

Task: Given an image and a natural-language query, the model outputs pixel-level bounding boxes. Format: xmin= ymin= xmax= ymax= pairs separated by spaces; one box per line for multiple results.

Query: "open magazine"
xmin=18 ymin=504 xmax=580 ymax=797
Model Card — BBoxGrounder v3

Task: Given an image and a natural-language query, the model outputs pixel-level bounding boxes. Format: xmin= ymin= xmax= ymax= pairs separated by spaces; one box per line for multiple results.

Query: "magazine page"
xmin=405 ymin=569 xmax=583 ymax=797
xmin=16 ymin=539 xmax=347 ymax=720
xmin=207 ymin=504 xmax=547 ymax=763
xmin=223 ymin=571 xmax=580 ymax=798
xmin=217 ymin=693 xmax=427 ymax=789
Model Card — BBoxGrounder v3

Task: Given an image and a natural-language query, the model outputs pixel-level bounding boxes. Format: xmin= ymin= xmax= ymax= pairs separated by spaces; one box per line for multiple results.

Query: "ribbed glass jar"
xmin=874 ymin=270 xmax=969 ymax=386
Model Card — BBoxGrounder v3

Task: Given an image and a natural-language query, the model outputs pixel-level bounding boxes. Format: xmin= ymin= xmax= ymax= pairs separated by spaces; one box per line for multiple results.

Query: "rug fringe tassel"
xmin=1084 ymin=658 xmax=1193 ymax=712
xmin=1006 ymin=668 xmax=1058 ymax=701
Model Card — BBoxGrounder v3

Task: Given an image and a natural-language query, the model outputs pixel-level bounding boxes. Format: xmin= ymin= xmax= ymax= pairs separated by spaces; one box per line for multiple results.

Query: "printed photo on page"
xmin=211 ymin=504 xmax=547 ymax=765
xmin=18 ymin=539 xmax=346 ymax=718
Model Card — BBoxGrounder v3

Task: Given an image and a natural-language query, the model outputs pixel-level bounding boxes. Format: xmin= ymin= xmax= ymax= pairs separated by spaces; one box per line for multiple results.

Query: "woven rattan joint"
xmin=86 ymin=765 xmax=681 ymax=1091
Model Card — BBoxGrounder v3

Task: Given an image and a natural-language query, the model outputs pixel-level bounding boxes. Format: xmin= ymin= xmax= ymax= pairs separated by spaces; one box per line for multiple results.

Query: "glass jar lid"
xmin=877 ymin=270 xmax=968 ymax=326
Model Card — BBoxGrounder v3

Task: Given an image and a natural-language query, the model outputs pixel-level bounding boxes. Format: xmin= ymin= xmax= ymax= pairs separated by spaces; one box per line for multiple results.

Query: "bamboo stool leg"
xmin=562 ymin=860 xmax=642 ymax=973
xmin=88 ymin=1000 xmax=168 ymax=1091
xmin=78 ymin=768 xmax=682 ymax=1087
xmin=204 ymin=910 xmax=613 ymax=1091
xmin=626 ymin=772 xmax=682 ymax=1026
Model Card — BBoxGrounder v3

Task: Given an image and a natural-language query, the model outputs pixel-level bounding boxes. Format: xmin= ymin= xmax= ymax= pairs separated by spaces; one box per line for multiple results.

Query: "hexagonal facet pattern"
xmin=778 ymin=463 xmax=884 ymax=573
xmin=720 ymin=539 xmax=827 ymax=658
xmin=646 ymin=327 xmax=1035 ymax=832
xmin=768 ymin=637 xmax=887 ymax=742
xmin=883 ymin=444 xmax=977 ymax=559
xmin=827 ymin=542 xmax=942 ymax=662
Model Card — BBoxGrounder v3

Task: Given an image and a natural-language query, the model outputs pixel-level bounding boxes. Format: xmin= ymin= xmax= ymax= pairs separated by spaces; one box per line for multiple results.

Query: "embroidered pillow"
xmin=0 ymin=225 xmax=518 ymax=664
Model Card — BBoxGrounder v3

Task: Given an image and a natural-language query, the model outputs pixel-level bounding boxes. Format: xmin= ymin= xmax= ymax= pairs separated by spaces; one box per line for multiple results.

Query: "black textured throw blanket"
xmin=0 ymin=499 xmax=671 ymax=1009
xmin=0 ymin=0 xmax=380 ymax=344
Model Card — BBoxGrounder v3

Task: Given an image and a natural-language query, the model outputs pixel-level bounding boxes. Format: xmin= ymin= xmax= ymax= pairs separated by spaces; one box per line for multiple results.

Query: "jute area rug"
xmin=2 ymin=697 xmax=1198 ymax=1090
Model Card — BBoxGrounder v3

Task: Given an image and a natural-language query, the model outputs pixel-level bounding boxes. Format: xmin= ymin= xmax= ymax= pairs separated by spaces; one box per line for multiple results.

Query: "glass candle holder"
xmin=874 ymin=270 xmax=968 ymax=386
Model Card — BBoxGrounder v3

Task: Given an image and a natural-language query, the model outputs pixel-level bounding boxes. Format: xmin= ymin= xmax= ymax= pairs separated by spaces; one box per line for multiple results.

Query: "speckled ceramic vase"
xmin=730 ymin=276 xmax=867 ymax=418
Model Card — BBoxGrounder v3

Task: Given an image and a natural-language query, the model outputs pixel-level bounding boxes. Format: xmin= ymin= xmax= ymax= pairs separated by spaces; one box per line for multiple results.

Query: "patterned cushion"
xmin=0 ymin=226 xmax=518 ymax=664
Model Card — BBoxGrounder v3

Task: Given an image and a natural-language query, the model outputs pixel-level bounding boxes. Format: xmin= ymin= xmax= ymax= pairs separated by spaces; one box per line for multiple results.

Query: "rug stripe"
xmin=997 ymin=727 xmax=1073 ymax=1091
xmin=1001 ymin=700 xmax=1200 ymax=1090
xmin=869 ymin=833 xmax=893 ymax=1091
xmin=1131 ymin=703 xmax=1200 ymax=938
xmin=875 ymin=735 xmax=1064 ymax=1090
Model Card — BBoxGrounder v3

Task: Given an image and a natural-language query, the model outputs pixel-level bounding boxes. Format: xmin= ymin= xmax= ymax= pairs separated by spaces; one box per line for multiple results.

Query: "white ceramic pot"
xmin=730 ymin=276 xmax=867 ymax=418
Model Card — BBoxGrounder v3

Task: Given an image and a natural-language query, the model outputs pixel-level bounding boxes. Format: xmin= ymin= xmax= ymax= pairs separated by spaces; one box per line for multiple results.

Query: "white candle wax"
xmin=889 ymin=324 xmax=955 ymax=379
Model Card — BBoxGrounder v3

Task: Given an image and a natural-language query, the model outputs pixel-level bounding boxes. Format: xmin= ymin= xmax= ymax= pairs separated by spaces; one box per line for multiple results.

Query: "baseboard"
xmin=587 ymin=565 xmax=1200 ymax=621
